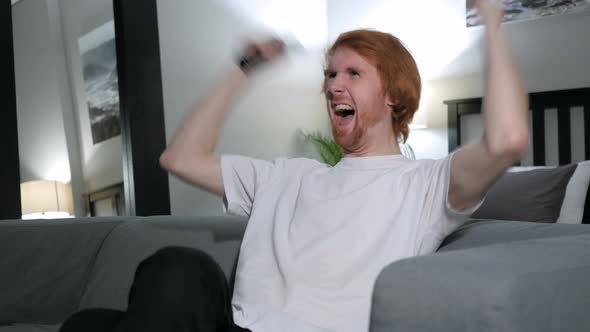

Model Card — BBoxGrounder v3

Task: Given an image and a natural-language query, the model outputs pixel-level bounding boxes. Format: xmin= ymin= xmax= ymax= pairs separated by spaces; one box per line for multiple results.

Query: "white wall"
xmin=59 ymin=0 xmax=123 ymax=193
xmin=158 ymin=0 xmax=590 ymax=216
xmin=416 ymin=10 xmax=590 ymax=165
xmin=406 ymin=128 xmax=449 ymax=160
xmin=12 ymin=0 xmax=122 ymax=217
xmin=13 ymin=0 xmax=71 ymax=185
xmin=423 ymin=9 xmax=590 ymax=129
xmin=157 ymin=0 xmax=329 ymax=216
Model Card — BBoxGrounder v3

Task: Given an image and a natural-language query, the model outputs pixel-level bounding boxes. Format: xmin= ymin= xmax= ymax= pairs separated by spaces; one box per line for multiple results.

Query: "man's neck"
xmin=342 ymin=131 xmax=401 ymax=158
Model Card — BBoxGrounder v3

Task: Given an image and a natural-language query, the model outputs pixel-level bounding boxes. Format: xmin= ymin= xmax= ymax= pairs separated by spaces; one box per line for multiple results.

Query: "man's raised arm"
xmin=448 ymin=0 xmax=530 ymax=210
xmin=159 ymin=39 xmax=284 ymax=197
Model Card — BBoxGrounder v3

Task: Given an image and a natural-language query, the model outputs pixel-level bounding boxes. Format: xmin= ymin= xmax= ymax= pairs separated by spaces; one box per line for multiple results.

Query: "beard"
xmin=331 ymin=108 xmax=388 ymax=154
xmin=332 ymin=123 xmax=365 ymax=153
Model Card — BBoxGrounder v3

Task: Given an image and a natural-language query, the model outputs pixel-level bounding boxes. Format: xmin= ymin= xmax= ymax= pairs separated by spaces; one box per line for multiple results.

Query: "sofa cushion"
xmin=509 ymin=160 xmax=590 ymax=224
xmin=0 ymin=324 xmax=60 ymax=332
xmin=78 ymin=216 xmax=246 ymax=311
xmin=471 ymin=164 xmax=577 ymax=223
xmin=440 ymin=219 xmax=590 ymax=252
xmin=0 ymin=218 xmax=125 ymax=325
xmin=371 ymin=232 xmax=590 ymax=332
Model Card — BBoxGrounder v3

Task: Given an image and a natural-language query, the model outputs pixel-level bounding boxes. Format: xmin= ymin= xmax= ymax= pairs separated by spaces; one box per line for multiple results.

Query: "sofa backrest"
xmin=78 ymin=215 xmax=247 ymax=312
xmin=0 ymin=218 xmax=129 ymax=324
xmin=439 ymin=219 xmax=590 ymax=252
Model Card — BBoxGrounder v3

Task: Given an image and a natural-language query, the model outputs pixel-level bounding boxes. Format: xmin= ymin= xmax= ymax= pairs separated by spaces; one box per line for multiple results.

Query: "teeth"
xmin=334 ymin=104 xmax=353 ymax=111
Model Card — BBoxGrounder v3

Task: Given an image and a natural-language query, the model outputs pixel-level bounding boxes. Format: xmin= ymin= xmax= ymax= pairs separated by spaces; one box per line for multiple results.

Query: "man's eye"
xmin=327 ymin=72 xmax=337 ymax=79
xmin=349 ymin=70 xmax=360 ymax=77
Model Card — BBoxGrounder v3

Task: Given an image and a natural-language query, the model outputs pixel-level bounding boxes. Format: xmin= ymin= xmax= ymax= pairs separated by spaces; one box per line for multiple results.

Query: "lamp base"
xmin=22 ymin=212 xmax=73 ymax=220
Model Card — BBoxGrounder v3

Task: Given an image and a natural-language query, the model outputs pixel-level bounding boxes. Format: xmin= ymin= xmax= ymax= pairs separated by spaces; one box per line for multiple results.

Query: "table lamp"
xmin=20 ymin=180 xmax=74 ymax=219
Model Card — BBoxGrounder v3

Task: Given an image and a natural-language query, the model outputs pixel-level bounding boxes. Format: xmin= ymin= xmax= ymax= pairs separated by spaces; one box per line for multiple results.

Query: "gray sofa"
xmin=1 ymin=216 xmax=589 ymax=332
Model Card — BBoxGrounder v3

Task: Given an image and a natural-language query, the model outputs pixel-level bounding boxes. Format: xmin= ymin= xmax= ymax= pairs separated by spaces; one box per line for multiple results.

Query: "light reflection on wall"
xmin=215 ymin=0 xmax=328 ymax=49
xmin=356 ymin=0 xmax=479 ymax=79
xmin=406 ymin=127 xmax=449 ymax=160
xmin=45 ymin=160 xmax=72 ymax=184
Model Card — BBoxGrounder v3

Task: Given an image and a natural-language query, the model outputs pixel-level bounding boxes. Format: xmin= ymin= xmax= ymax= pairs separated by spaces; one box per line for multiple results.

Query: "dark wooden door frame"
xmin=113 ymin=0 xmax=170 ymax=216
xmin=2 ymin=0 xmax=170 ymax=219
xmin=1 ymin=0 xmax=21 ymax=219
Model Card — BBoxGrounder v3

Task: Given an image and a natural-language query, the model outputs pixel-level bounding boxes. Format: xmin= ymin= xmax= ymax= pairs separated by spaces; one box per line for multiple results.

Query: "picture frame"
xmin=78 ymin=20 xmax=121 ymax=145
xmin=466 ymin=0 xmax=590 ymax=27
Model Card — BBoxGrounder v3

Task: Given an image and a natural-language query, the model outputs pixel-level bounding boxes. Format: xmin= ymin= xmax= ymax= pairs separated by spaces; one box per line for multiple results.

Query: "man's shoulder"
xmin=281 ymin=157 xmax=328 ymax=170
xmin=389 ymin=156 xmax=452 ymax=181
xmin=411 ymin=155 xmax=452 ymax=169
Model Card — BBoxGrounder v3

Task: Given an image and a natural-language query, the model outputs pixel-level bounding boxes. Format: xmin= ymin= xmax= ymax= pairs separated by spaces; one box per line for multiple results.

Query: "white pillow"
xmin=509 ymin=160 xmax=590 ymax=224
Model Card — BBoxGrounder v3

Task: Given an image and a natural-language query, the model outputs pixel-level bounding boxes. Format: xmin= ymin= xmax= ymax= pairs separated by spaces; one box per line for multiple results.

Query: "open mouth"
xmin=332 ymin=104 xmax=356 ymax=130
xmin=333 ymin=104 xmax=356 ymax=119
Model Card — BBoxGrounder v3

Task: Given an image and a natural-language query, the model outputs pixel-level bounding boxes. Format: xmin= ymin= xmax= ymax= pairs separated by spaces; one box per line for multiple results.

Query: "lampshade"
xmin=21 ymin=180 xmax=74 ymax=219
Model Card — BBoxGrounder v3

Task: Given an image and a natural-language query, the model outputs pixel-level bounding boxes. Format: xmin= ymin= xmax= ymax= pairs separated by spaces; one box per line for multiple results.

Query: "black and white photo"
xmin=78 ymin=21 xmax=120 ymax=144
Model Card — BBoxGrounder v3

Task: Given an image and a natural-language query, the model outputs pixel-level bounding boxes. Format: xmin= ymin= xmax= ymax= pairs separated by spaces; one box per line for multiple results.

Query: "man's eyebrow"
xmin=346 ymin=65 xmax=362 ymax=71
xmin=324 ymin=66 xmax=361 ymax=75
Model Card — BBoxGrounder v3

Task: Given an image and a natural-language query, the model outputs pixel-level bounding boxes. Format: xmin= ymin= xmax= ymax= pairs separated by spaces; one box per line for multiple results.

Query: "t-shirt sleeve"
xmin=220 ymin=154 xmax=277 ymax=217
xmin=421 ymin=151 xmax=484 ymax=237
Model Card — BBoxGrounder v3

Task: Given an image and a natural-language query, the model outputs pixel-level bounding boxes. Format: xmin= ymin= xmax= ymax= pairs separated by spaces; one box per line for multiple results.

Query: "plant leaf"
xmin=304 ymin=131 xmax=342 ymax=166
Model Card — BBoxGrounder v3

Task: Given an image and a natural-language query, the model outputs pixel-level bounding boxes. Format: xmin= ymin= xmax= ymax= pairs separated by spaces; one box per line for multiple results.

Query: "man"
xmin=60 ymin=1 xmax=529 ymax=332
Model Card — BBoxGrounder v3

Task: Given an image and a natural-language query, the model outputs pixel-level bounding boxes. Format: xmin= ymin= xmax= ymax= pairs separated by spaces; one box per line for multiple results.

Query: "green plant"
xmin=303 ymin=131 xmax=342 ymax=166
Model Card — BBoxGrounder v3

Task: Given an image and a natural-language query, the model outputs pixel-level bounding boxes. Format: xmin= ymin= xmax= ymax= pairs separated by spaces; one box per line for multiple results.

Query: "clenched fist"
xmin=475 ymin=0 xmax=505 ymax=29
xmin=238 ymin=38 xmax=286 ymax=74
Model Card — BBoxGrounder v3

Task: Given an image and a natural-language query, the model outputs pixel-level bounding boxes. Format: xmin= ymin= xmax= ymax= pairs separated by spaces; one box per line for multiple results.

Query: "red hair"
xmin=324 ymin=29 xmax=421 ymax=143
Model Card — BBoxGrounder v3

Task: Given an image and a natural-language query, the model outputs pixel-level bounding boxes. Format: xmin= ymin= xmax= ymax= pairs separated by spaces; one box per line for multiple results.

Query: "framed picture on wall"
xmin=76 ymin=20 xmax=126 ymax=210
xmin=466 ymin=0 xmax=590 ymax=27
xmin=78 ymin=20 xmax=121 ymax=145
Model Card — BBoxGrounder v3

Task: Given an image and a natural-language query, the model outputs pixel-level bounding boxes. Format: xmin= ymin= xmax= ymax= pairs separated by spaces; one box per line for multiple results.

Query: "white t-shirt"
xmin=221 ymin=153 xmax=479 ymax=332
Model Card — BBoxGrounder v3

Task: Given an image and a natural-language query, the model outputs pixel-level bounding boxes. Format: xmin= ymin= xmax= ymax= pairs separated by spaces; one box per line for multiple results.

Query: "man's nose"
xmin=328 ymin=76 xmax=345 ymax=95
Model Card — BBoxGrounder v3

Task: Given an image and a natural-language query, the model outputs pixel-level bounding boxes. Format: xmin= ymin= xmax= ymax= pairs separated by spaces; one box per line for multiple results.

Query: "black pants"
xmin=60 ymin=246 xmax=251 ymax=332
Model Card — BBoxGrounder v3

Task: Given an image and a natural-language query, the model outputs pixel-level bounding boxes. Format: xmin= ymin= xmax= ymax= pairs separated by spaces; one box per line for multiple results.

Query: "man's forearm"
xmin=482 ymin=26 xmax=529 ymax=157
xmin=448 ymin=2 xmax=530 ymax=210
xmin=159 ymin=38 xmax=284 ymax=195
xmin=163 ymin=66 xmax=247 ymax=161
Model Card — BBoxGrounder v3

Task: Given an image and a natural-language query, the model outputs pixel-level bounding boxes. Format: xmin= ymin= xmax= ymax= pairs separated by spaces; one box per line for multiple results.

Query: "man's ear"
xmin=387 ymin=99 xmax=400 ymax=112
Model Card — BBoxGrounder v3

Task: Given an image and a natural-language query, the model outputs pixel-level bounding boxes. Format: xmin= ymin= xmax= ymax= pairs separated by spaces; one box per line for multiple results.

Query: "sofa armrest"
xmin=78 ymin=215 xmax=246 ymax=311
xmin=0 ymin=218 xmax=126 ymax=324
xmin=440 ymin=219 xmax=590 ymax=252
xmin=370 ymin=233 xmax=590 ymax=332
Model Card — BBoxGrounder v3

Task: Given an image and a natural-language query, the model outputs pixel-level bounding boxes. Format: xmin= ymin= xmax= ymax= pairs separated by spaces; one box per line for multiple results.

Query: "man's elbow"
xmin=159 ymin=149 xmax=214 ymax=178
xmin=486 ymin=130 xmax=530 ymax=161
xmin=159 ymin=149 xmax=179 ymax=174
